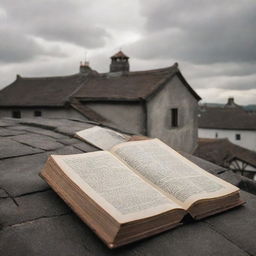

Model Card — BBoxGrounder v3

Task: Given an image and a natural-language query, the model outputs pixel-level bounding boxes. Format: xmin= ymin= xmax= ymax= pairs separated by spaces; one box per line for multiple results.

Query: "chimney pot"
xmin=227 ymin=97 xmax=234 ymax=105
xmin=79 ymin=61 xmax=91 ymax=74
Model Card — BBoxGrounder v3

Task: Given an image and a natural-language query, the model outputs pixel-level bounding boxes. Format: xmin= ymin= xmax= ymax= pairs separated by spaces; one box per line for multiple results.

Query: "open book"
xmin=40 ymin=139 xmax=243 ymax=248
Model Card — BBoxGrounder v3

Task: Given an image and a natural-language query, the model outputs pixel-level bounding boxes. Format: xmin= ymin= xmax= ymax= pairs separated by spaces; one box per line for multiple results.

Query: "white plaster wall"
xmin=84 ymin=102 xmax=144 ymax=134
xmin=0 ymin=108 xmax=87 ymax=121
xmin=199 ymin=128 xmax=256 ymax=151
xmin=147 ymin=75 xmax=198 ymax=153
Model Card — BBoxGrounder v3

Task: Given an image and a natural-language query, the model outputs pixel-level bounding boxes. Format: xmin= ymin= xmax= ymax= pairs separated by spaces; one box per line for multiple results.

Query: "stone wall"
xmin=84 ymin=102 xmax=144 ymax=134
xmin=0 ymin=108 xmax=87 ymax=121
xmin=147 ymin=75 xmax=198 ymax=153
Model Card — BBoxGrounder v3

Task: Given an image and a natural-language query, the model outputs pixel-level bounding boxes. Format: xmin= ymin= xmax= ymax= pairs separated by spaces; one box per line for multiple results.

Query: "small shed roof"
xmin=194 ymin=138 xmax=256 ymax=168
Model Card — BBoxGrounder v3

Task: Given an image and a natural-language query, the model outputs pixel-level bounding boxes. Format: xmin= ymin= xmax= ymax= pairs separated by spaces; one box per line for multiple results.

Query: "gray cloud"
xmin=0 ymin=0 xmax=255 ymax=104
xmin=131 ymin=0 xmax=256 ymax=64
xmin=36 ymin=23 xmax=108 ymax=48
xmin=0 ymin=27 xmax=66 ymax=64
xmin=187 ymin=71 xmax=256 ymax=91
xmin=0 ymin=28 xmax=45 ymax=63
xmin=0 ymin=0 xmax=109 ymax=48
xmin=196 ymin=63 xmax=256 ymax=79
xmin=219 ymin=76 xmax=256 ymax=91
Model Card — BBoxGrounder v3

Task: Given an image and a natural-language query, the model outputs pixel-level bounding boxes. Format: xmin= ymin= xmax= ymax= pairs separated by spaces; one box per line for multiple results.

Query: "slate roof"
xmin=198 ymin=106 xmax=256 ymax=130
xmin=70 ymin=99 xmax=107 ymax=123
xmin=1 ymin=117 xmax=256 ymax=255
xmin=0 ymin=63 xmax=201 ymax=108
xmin=75 ymin=64 xmax=201 ymax=101
xmin=194 ymin=138 xmax=256 ymax=169
xmin=0 ymin=74 xmax=86 ymax=107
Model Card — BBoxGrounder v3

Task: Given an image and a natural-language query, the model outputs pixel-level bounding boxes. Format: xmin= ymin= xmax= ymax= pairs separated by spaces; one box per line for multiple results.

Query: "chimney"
xmin=224 ymin=97 xmax=239 ymax=108
xmin=110 ymin=51 xmax=130 ymax=73
xmin=79 ymin=61 xmax=91 ymax=74
xmin=227 ymin=97 xmax=234 ymax=106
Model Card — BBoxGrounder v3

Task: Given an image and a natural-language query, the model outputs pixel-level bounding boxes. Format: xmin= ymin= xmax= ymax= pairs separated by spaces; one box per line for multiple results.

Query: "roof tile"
xmin=199 ymin=107 xmax=256 ymax=130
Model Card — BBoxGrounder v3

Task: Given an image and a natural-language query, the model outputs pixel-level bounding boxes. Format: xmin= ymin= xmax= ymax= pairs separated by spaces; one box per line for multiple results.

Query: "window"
xmin=12 ymin=110 xmax=21 ymax=118
xmin=236 ymin=134 xmax=241 ymax=140
xmin=171 ymin=108 xmax=178 ymax=127
xmin=34 ymin=110 xmax=42 ymax=117
xmin=215 ymin=132 xmax=218 ymax=138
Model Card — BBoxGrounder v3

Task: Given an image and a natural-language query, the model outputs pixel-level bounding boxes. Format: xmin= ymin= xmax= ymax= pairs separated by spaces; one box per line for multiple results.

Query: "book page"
xmin=53 ymin=151 xmax=181 ymax=223
xmin=76 ymin=126 xmax=130 ymax=150
xmin=111 ymin=139 xmax=239 ymax=209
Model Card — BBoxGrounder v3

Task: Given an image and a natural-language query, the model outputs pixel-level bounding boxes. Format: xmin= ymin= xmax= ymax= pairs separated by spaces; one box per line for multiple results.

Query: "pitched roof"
xmin=74 ymin=64 xmax=201 ymax=101
xmin=194 ymin=138 xmax=256 ymax=168
xmin=0 ymin=74 xmax=84 ymax=107
xmin=0 ymin=63 xmax=201 ymax=107
xmin=70 ymin=100 xmax=107 ymax=123
xmin=198 ymin=106 xmax=256 ymax=130
xmin=111 ymin=50 xmax=129 ymax=59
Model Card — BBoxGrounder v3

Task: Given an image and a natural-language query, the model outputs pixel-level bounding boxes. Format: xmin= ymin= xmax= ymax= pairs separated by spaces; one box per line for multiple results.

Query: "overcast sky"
xmin=0 ymin=0 xmax=255 ymax=105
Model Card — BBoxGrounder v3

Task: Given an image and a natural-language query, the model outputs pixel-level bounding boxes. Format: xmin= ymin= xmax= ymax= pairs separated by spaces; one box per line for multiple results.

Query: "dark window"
xmin=215 ymin=132 xmax=218 ymax=138
xmin=171 ymin=108 xmax=178 ymax=127
xmin=12 ymin=110 xmax=21 ymax=118
xmin=236 ymin=134 xmax=241 ymax=140
xmin=34 ymin=110 xmax=42 ymax=117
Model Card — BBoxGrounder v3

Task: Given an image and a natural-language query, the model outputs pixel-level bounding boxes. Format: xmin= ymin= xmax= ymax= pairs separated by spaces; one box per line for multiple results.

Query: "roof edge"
xmin=100 ymin=64 xmax=177 ymax=77
xmin=144 ymin=69 xmax=177 ymax=101
xmin=199 ymin=126 xmax=256 ymax=131
xmin=176 ymin=70 xmax=201 ymax=101
xmin=0 ymin=104 xmax=66 ymax=108
xmin=14 ymin=73 xmax=81 ymax=80
xmin=70 ymin=102 xmax=107 ymax=123
xmin=144 ymin=64 xmax=201 ymax=101
xmin=75 ymin=97 xmax=142 ymax=102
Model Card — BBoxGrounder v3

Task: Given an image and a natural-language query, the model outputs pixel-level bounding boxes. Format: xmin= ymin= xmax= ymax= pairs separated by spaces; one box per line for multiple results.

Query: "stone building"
xmin=198 ymin=98 xmax=256 ymax=151
xmin=0 ymin=51 xmax=201 ymax=153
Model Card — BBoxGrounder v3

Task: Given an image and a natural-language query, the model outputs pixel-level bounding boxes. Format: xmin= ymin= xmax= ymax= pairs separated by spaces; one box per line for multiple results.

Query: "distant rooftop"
xmin=200 ymin=99 xmax=256 ymax=112
xmin=199 ymin=98 xmax=256 ymax=130
xmin=195 ymin=138 xmax=256 ymax=169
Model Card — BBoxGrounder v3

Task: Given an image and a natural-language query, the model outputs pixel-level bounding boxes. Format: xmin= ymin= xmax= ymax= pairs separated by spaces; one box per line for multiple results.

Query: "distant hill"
xmin=200 ymin=103 xmax=225 ymax=108
xmin=244 ymin=105 xmax=256 ymax=112
xmin=199 ymin=103 xmax=256 ymax=112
